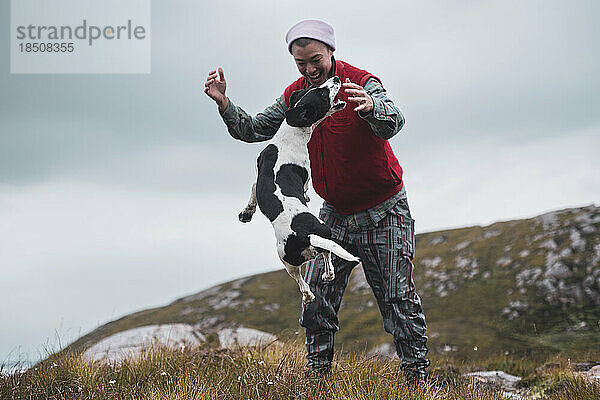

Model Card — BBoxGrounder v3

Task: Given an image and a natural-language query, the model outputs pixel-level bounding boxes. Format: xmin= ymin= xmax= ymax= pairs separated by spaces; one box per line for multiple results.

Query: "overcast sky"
xmin=1 ymin=0 xmax=599 ymax=365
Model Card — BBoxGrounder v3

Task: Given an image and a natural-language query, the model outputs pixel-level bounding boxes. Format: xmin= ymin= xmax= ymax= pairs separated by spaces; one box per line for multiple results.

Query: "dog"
xmin=238 ymin=76 xmax=360 ymax=303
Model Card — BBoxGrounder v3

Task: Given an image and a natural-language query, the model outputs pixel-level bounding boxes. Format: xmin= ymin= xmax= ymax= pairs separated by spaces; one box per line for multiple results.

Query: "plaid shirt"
xmin=320 ymin=185 xmax=407 ymax=227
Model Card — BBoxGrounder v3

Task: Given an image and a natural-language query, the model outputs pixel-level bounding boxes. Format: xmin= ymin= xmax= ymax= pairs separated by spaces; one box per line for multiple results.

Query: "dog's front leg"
xmin=238 ymin=182 xmax=257 ymax=223
xmin=321 ymin=251 xmax=335 ymax=282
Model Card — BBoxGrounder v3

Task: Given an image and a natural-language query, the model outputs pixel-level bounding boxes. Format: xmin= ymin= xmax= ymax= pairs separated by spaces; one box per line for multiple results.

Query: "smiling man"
xmin=204 ymin=19 xmax=429 ymax=383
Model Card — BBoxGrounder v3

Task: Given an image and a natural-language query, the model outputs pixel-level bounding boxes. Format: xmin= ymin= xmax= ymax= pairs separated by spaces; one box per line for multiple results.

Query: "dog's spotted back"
xmin=238 ymin=76 xmax=359 ymax=303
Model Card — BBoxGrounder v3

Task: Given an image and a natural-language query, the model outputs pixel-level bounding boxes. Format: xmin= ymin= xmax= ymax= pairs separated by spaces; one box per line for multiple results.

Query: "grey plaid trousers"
xmin=299 ymin=195 xmax=429 ymax=377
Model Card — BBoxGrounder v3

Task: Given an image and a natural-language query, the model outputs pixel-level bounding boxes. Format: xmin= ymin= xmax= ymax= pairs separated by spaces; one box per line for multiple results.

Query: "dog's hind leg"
xmin=321 ymin=251 xmax=335 ymax=282
xmin=283 ymin=261 xmax=315 ymax=303
xmin=300 ymin=246 xmax=317 ymax=261
xmin=309 ymin=234 xmax=360 ymax=263
xmin=238 ymin=182 xmax=257 ymax=223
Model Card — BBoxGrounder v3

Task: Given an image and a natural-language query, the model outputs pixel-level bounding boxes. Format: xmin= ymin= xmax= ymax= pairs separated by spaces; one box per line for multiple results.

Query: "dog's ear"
xmin=289 ymin=89 xmax=309 ymax=108
xmin=285 ymin=104 xmax=316 ymax=127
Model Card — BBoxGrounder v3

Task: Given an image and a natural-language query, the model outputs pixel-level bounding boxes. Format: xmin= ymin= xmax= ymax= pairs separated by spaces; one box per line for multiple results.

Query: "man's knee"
xmin=387 ymin=255 xmax=417 ymax=302
xmin=383 ymin=299 xmax=427 ymax=341
xmin=300 ymin=294 xmax=339 ymax=331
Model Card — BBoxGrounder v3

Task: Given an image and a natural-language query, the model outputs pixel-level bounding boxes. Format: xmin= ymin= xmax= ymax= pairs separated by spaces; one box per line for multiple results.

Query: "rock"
xmin=502 ymin=299 xmax=529 ymax=320
xmin=592 ymin=243 xmax=600 ymax=266
xmin=263 ymin=303 xmax=280 ymax=312
xmin=217 ymin=327 xmax=276 ymax=349
xmin=583 ymin=225 xmax=596 ymax=234
xmin=579 ymin=365 xmax=600 ymax=381
xmin=570 ymin=229 xmax=585 ymax=250
xmin=582 ymin=276 xmax=600 ymax=305
xmin=557 ymin=281 xmax=584 ymax=303
xmin=465 ymin=370 xmax=521 ymax=390
xmin=456 ymin=256 xmax=479 ymax=279
xmin=540 ymin=239 xmax=557 ymax=250
xmin=496 ymin=256 xmax=513 ymax=267
xmin=429 ymin=235 xmax=446 ymax=245
xmin=575 ymin=211 xmax=599 ymax=233
xmin=208 ymin=290 xmax=241 ymax=309
xmin=544 ymin=262 xmax=572 ymax=280
xmin=368 ymin=343 xmax=397 ymax=359
xmin=454 ymin=241 xmax=470 ymax=251
xmin=484 ymin=230 xmax=501 ymax=239
xmin=573 ymin=361 xmax=600 ymax=372
xmin=194 ymin=315 xmax=226 ymax=330
xmin=573 ymin=321 xmax=587 ymax=331
xmin=515 ymin=267 xmax=542 ymax=287
xmin=82 ymin=324 xmax=206 ymax=364
xmin=537 ymin=278 xmax=559 ymax=303
xmin=421 ymin=256 xmax=443 ymax=268
xmin=518 ymin=249 xmax=530 ymax=258
xmin=559 ymin=247 xmax=572 ymax=258
xmin=509 ymin=300 xmax=528 ymax=310
xmin=438 ymin=344 xmax=458 ymax=353
xmin=502 ymin=308 xmax=519 ymax=320
xmin=231 ymin=277 xmax=251 ymax=289
xmin=456 ymin=255 xmax=471 ymax=269
xmin=535 ymin=211 xmax=560 ymax=229
xmin=532 ymin=233 xmax=545 ymax=242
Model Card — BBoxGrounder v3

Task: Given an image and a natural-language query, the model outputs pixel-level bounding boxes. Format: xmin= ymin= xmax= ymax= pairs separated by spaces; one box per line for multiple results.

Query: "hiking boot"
xmin=303 ymin=365 xmax=331 ymax=380
xmin=404 ymin=367 xmax=428 ymax=387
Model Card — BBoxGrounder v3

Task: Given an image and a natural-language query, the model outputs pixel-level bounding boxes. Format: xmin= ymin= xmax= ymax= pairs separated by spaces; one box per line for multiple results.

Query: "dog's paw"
xmin=321 ymin=272 xmax=335 ymax=282
xmin=302 ymin=290 xmax=315 ymax=304
xmin=238 ymin=211 xmax=253 ymax=223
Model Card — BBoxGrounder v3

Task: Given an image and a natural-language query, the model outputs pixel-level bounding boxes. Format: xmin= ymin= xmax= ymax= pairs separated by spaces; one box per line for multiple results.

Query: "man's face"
xmin=291 ymin=40 xmax=334 ymax=87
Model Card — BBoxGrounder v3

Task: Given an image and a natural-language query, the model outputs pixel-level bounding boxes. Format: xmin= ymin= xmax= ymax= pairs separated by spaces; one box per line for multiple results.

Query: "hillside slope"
xmin=64 ymin=205 xmax=600 ymax=359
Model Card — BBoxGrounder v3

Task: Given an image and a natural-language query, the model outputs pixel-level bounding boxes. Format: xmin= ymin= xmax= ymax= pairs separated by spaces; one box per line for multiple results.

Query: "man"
xmin=204 ymin=19 xmax=429 ymax=382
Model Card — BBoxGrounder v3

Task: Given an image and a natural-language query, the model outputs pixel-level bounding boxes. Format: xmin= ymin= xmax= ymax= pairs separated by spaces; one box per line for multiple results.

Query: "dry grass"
xmin=1 ymin=343 xmax=598 ymax=399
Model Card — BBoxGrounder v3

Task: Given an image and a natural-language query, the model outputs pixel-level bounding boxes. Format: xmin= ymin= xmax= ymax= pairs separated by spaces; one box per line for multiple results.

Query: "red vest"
xmin=284 ymin=60 xmax=404 ymax=214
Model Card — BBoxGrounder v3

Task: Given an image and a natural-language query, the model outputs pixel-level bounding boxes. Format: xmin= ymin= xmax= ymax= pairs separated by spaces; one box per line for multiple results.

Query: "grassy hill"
xmin=6 ymin=342 xmax=600 ymax=399
xmin=64 ymin=205 xmax=600 ymax=360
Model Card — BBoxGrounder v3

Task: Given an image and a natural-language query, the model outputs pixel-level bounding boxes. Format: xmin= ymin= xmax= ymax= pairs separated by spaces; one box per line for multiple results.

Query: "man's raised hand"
xmin=343 ymin=78 xmax=373 ymax=113
xmin=204 ymin=67 xmax=229 ymax=112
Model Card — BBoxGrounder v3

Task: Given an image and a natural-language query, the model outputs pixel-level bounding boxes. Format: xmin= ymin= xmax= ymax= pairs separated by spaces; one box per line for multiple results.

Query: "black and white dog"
xmin=239 ymin=76 xmax=359 ymax=303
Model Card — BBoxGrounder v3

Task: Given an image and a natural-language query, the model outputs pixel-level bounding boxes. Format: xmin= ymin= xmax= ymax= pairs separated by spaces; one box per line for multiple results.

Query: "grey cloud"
xmin=3 ymin=0 xmax=599 ymax=187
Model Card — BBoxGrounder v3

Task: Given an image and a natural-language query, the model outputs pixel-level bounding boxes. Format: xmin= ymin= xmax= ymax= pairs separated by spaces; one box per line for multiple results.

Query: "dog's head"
xmin=285 ymin=76 xmax=346 ymax=128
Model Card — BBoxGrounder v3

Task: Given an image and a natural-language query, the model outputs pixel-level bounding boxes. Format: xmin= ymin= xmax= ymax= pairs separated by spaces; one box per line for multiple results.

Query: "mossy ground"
xmin=2 ymin=342 xmax=599 ymax=399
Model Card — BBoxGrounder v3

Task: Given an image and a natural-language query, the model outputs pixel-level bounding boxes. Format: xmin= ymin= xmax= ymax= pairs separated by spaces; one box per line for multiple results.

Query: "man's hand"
xmin=204 ymin=67 xmax=229 ymax=112
xmin=343 ymin=78 xmax=373 ymax=113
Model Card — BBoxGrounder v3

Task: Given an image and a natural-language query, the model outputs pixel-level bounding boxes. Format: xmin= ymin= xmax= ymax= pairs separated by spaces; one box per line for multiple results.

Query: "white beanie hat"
xmin=285 ymin=19 xmax=336 ymax=54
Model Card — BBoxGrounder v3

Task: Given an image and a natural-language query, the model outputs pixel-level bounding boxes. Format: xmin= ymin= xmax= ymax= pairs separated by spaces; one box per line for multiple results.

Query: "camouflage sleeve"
xmin=358 ymin=78 xmax=405 ymax=140
xmin=219 ymin=95 xmax=287 ymax=143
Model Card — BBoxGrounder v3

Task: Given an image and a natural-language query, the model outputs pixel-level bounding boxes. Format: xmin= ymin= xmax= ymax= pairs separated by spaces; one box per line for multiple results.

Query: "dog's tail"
xmin=308 ymin=234 xmax=360 ymax=262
